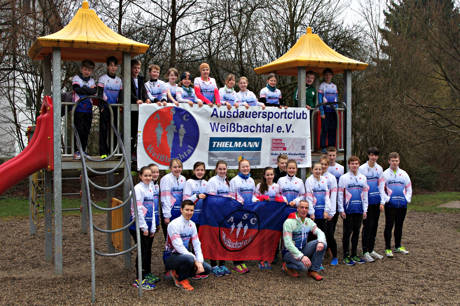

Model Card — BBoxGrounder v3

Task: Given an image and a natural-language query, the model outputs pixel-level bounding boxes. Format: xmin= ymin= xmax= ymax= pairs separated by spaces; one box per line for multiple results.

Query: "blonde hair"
xmin=225 ymin=74 xmax=236 ymax=84
xmin=149 ymin=64 xmax=160 ymax=72
xmin=239 ymin=76 xmax=248 ymax=83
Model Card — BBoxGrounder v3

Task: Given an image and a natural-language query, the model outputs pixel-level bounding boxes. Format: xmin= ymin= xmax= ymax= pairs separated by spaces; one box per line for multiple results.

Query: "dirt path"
xmin=0 ymin=211 xmax=459 ymax=305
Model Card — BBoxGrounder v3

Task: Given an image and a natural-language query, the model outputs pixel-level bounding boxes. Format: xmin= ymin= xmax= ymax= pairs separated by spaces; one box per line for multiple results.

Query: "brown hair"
xmin=139 ymin=166 xmax=151 ymax=176
xmin=81 ymin=59 xmax=95 ymax=70
xmin=388 ymin=152 xmax=400 ymax=160
xmin=131 ymin=59 xmax=141 ymax=67
xmin=259 ymin=167 xmax=274 ymax=195
xmin=169 ymin=158 xmax=183 ymax=169
xmin=214 ymin=160 xmax=229 ymax=186
xmin=277 ymin=154 xmax=288 ymax=162
xmin=347 ymin=155 xmax=360 ymax=165
xmin=319 ymin=156 xmax=329 ymax=163
xmin=287 ymin=159 xmax=298 ymax=168
xmin=149 ymin=64 xmax=160 ymax=72
xmin=327 ymin=146 xmax=337 ymax=153
xmin=267 ymin=73 xmax=277 ymax=81
xmin=225 ymin=74 xmax=236 ymax=84
xmin=166 ymin=67 xmax=179 ymax=78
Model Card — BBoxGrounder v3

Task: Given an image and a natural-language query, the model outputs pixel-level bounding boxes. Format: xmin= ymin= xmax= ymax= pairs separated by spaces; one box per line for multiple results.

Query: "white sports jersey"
xmin=219 ymin=86 xmax=238 ymax=106
xmin=183 ymin=178 xmax=208 ymax=203
xmin=337 ymin=171 xmax=369 ymax=214
xmin=229 ymin=174 xmax=258 ymax=205
xmin=194 ymin=77 xmax=218 ymax=103
xmin=98 ymin=74 xmax=122 ymax=104
xmin=165 ymin=215 xmax=204 ymax=263
xmin=145 ymin=79 xmax=167 ymax=101
xmin=165 ymin=82 xmax=187 ymax=103
xmin=255 ymin=182 xmax=286 ymax=202
xmin=181 ymin=86 xmax=201 ymax=103
xmin=278 ymin=175 xmax=305 ymax=205
xmin=236 ymin=90 xmax=261 ymax=107
xmin=359 ymin=162 xmax=384 ymax=205
xmin=322 ymin=171 xmax=338 ymax=215
xmin=305 ymin=175 xmax=331 ymax=219
xmin=380 ymin=167 xmax=412 ymax=207
xmin=160 ymin=173 xmax=186 ymax=219
xmin=206 ymin=175 xmax=231 ymax=196
xmin=259 ymin=87 xmax=282 ymax=105
xmin=72 ymin=74 xmax=96 ymax=113
xmin=318 ymin=82 xmax=338 ymax=114
xmin=328 ymin=163 xmax=344 ymax=183
xmin=131 ymin=182 xmax=156 ymax=233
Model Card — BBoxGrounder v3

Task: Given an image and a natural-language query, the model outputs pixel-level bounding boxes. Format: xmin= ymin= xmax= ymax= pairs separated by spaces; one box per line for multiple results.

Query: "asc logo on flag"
xmin=219 ymin=209 xmax=259 ymax=252
xmin=143 ymin=106 xmax=199 ymax=165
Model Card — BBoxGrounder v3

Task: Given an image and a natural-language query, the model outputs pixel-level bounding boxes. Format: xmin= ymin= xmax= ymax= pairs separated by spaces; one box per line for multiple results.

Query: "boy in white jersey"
xmin=72 ymin=59 xmax=96 ymax=160
xmin=359 ymin=147 xmax=385 ymax=261
xmin=144 ymin=64 xmax=167 ymax=104
xmin=380 ymin=152 xmax=412 ymax=257
xmin=97 ymin=56 xmax=123 ymax=159
xmin=318 ymin=68 xmax=338 ymax=153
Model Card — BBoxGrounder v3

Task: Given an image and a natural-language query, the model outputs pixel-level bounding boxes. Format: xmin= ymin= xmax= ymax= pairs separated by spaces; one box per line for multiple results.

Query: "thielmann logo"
xmin=219 ymin=209 xmax=259 ymax=252
xmin=209 ymin=137 xmax=262 ymax=152
xmin=143 ymin=107 xmax=199 ymax=165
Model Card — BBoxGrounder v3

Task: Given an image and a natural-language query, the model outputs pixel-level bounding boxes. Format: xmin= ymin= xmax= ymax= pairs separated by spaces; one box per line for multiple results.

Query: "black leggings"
xmin=326 ymin=212 xmax=339 ymax=257
xmin=342 ymin=213 xmax=363 ymax=257
xmin=384 ymin=206 xmax=407 ymax=249
xmin=362 ymin=205 xmax=381 ymax=253
xmin=130 ymin=229 xmax=154 ymax=279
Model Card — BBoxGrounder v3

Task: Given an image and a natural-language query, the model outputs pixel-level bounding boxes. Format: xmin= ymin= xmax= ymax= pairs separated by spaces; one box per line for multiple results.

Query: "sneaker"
xmin=343 ymin=256 xmax=355 ymax=266
xmin=363 ymin=252 xmax=375 ymax=263
xmin=330 ymin=257 xmax=339 ymax=266
xmin=100 ymin=154 xmax=108 ymax=159
xmin=370 ymin=250 xmax=384 ymax=260
xmin=145 ymin=273 xmax=160 ymax=283
xmin=352 ymin=255 xmax=366 ymax=264
xmin=212 ymin=266 xmax=223 ymax=277
xmin=233 ymin=264 xmax=245 ymax=274
xmin=220 ymin=265 xmax=231 ymax=275
xmin=264 ymin=261 xmax=272 ymax=270
xmin=308 ymin=271 xmax=323 ymax=281
xmin=394 ymin=246 xmax=409 ymax=255
xmin=385 ymin=249 xmax=394 ymax=258
xmin=132 ymin=279 xmax=156 ymax=290
xmin=73 ymin=151 xmax=81 ymax=160
xmin=192 ymin=274 xmax=209 ymax=280
xmin=170 ymin=270 xmax=194 ymax=291
xmin=281 ymin=262 xmax=299 ymax=278
xmin=258 ymin=261 xmax=266 ymax=270
xmin=241 ymin=263 xmax=250 ymax=273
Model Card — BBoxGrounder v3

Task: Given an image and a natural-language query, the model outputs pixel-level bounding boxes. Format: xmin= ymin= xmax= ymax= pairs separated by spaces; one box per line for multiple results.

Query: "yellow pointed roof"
xmin=254 ymin=27 xmax=368 ymax=75
xmin=28 ymin=1 xmax=149 ymax=62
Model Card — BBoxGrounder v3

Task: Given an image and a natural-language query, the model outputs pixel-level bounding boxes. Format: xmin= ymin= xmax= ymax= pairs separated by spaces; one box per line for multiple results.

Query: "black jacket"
xmin=131 ymin=75 xmax=147 ymax=104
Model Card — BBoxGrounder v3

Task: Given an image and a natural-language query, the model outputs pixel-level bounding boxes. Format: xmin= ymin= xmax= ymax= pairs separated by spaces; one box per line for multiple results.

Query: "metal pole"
xmin=28 ymin=174 xmax=36 ymax=235
xmin=52 ymin=48 xmax=63 ymax=274
xmin=107 ymin=173 xmax=115 ymax=253
xmin=81 ymin=173 xmax=88 ymax=234
xmin=298 ymin=67 xmax=307 ymax=180
xmin=44 ymin=170 xmax=53 ymax=262
xmin=344 ymin=70 xmax=352 ymax=172
xmin=122 ymin=52 xmax=132 ymax=269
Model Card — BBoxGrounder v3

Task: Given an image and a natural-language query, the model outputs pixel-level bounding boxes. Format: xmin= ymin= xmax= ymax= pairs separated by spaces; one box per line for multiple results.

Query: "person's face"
xmin=328 ymin=151 xmax=337 ymax=164
xmin=324 ymin=72 xmax=333 ymax=83
xmin=194 ymin=165 xmax=205 ymax=179
xmin=150 ymin=69 xmax=160 ymax=80
xmin=107 ymin=62 xmax=118 ymax=75
xmin=297 ymin=201 xmax=309 ymax=219
xmin=216 ymin=163 xmax=227 ymax=177
xmin=201 ymin=67 xmax=210 ymax=78
xmin=368 ymin=153 xmax=379 ymax=164
xmin=181 ymin=204 xmax=195 ymax=220
xmin=81 ymin=66 xmax=93 ymax=78
xmin=227 ymin=78 xmax=235 ymax=88
xmin=131 ymin=64 xmax=141 ymax=78
xmin=268 ymin=77 xmax=277 ymax=87
xmin=320 ymin=160 xmax=329 ymax=174
xmin=239 ymin=79 xmax=248 ymax=91
xmin=306 ymin=73 xmax=315 ymax=85
xmin=239 ymin=160 xmax=250 ymax=175
xmin=264 ymin=169 xmax=274 ymax=184
xmin=182 ymin=77 xmax=191 ymax=87
xmin=312 ymin=164 xmax=322 ymax=178
xmin=150 ymin=166 xmax=160 ymax=181
xmin=287 ymin=162 xmax=297 ymax=176
xmin=278 ymin=158 xmax=288 ymax=171
xmin=170 ymin=161 xmax=182 ymax=177
xmin=349 ymin=160 xmax=360 ymax=173
xmin=389 ymin=157 xmax=400 ymax=170
xmin=139 ymin=169 xmax=152 ymax=185
xmin=168 ymin=72 xmax=177 ymax=83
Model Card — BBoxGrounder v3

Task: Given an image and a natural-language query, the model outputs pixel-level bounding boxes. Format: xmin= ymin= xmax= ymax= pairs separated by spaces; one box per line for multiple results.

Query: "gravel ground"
xmin=0 ymin=211 xmax=459 ymax=305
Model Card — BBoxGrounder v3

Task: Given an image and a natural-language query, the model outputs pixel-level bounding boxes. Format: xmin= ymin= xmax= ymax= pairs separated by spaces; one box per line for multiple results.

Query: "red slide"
xmin=0 ymin=96 xmax=54 ymax=195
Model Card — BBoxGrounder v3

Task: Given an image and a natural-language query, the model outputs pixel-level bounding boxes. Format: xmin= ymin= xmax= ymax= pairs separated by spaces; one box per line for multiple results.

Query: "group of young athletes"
xmin=129 ymin=146 xmax=412 ymax=291
xmin=71 ymin=57 xmax=339 ymax=160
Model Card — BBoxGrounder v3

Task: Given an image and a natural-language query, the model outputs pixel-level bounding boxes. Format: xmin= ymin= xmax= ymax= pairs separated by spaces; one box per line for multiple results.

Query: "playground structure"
xmin=0 ymin=1 xmax=367 ymax=303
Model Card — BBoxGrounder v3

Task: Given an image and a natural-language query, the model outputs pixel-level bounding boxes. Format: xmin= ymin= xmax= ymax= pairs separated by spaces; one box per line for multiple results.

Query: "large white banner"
xmin=137 ymin=104 xmax=311 ymax=169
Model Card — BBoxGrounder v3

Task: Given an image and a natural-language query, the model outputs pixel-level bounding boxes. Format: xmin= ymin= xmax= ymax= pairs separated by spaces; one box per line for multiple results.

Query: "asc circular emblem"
xmin=143 ymin=107 xmax=199 ymax=166
xmin=219 ymin=209 xmax=259 ymax=252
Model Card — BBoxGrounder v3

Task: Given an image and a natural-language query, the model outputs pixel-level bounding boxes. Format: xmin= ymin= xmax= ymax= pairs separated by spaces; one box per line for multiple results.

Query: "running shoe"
xmin=241 ymin=263 xmax=250 ymax=273
xmin=192 ymin=274 xmax=209 ymax=280
xmin=352 ymin=255 xmax=366 ymax=264
xmin=132 ymin=279 xmax=156 ymax=290
xmin=211 ymin=266 xmax=223 ymax=277
xmin=394 ymin=246 xmax=409 ymax=255
xmin=170 ymin=270 xmax=193 ymax=291
xmin=330 ymin=257 xmax=338 ymax=266
xmin=362 ymin=252 xmax=375 ymax=263
xmin=73 ymin=151 xmax=81 ymax=160
xmin=145 ymin=273 xmax=160 ymax=283
xmin=100 ymin=154 xmax=108 ymax=159
xmin=308 ymin=271 xmax=323 ymax=281
xmin=385 ymin=249 xmax=394 ymax=258
xmin=281 ymin=262 xmax=299 ymax=278
xmin=233 ymin=264 xmax=245 ymax=274
xmin=370 ymin=250 xmax=384 ymax=260
xmin=220 ymin=265 xmax=231 ymax=275
xmin=343 ymin=256 xmax=355 ymax=266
